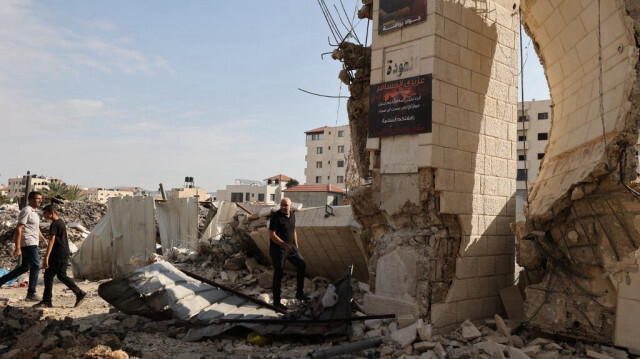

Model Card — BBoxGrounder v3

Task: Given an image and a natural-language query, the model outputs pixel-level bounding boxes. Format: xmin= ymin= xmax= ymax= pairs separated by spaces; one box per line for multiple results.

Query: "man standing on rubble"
xmin=0 ymin=191 xmax=46 ymax=301
xmin=269 ymin=197 xmax=308 ymax=309
xmin=33 ymin=204 xmax=86 ymax=308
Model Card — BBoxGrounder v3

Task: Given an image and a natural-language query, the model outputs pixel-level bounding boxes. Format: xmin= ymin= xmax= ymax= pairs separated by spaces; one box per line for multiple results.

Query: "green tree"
xmin=285 ymin=178 xmax=299 ymax=189
xmin=43 ymin=181 xmax=69 ymax=198
xmin=0 ymin=194 xmax=11 ymax=205
xmin=64 ymin=185 xmax=85 ymax=201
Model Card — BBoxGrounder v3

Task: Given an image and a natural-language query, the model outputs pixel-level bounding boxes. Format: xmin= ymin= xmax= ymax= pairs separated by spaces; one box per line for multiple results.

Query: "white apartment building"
xmin=7 ymin=174 xmax=62 ymax=200
xmin=516 ymin=99 xmax=552 ymax=221
xmin=216 ymin=174 xmax=290 ymax=204
xmin=86 ymin=188 xmax=134 ymax=204
xmin=304 ymin=125 xmax=351 ymax=187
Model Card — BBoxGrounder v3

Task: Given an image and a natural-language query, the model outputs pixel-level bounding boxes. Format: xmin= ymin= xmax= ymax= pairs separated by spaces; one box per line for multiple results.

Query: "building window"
xmin=270 ymin=194 xmax=275 ymax=201
xmin=518 ymin=135 xmax=527 ymax=141
xmin=538 ymin=153 xmax=545 ymax=160
xmin=337 ymin=145 xmax=344 ymax=153
xmin=517 ymin=169 xmax=528 ymax=181
xmin=231 ymin=193 xmax=243 ymax=202
xmin=538 ymin=112 xmax=549 ymax=120
xmin=306 ymin=133 xmax=322 ymax=141
xmin=337 ymin=176 xmax=344 ymax=183
xmin=316 ymin=161 xmax=322 ymax=168
xmin=258 ymin=193 xmax=265 ymax=201
xmin=245 ymin=193 xmax=250 ymax=201
xmin=517 ymin=115 xmax=529 ymax=122
xmin=315 ymin=176 xmax=322 ymax=184
xmin=316 ymin=147 xmax=323 ymax=154
xmin=518 ymin=155 xmax=526 ymax=161
xmin=538 ymin=133 xmax=548 ymax=140
xmin=337 ymin=160 xmax=345 ymax=167
xmin=338 ymin=130 xmax=344 ymax=137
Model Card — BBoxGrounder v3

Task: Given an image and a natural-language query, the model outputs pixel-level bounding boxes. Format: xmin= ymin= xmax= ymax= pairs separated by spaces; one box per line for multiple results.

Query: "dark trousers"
xmin=0 ymin=245 xmax=40 ymax=295
xmin=43 ymin=253 xmax=82 ymax=304
xmin=270 ymin=245 xmax=306 ymax=304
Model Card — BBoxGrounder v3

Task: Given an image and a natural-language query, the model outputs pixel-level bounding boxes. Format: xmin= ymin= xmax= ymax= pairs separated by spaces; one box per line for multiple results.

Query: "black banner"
xmin=379 ymin=0 xmax=427 ymax=34
xmin=369 ymin=74 xmax=432 ymax=138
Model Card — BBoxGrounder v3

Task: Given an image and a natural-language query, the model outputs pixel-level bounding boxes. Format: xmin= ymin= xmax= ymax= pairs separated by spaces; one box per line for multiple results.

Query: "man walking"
xmin=34 ymin=204 xmax=86 ymax=308
xmin=269 ymin=197 xmax=308 ymax=310
xmin=0 ymin=191 xmax=46 ymax=301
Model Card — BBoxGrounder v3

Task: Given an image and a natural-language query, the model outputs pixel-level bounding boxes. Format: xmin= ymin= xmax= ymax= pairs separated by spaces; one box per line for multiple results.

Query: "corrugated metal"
xmin=98 ymin=262 xmax=355 ymax=341
xmin=200 ymin=201 xmax=237 ymax=241
xmin=71 ymin=211 xmax=113 ymax=280
xmin=70 ymin=196 xmax=157 ymax=280
xmin=157 ymin=197 xmax=199 ymax=251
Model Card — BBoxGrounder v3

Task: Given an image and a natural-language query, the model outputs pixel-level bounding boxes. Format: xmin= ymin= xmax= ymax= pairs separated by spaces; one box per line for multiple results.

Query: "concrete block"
xmin=460 ymin=319 xmax=481 ymax=340
xmin=417 ymin=319 xmax=432 ymax=341
xmin=430 ymin=302 xmax=456 ymax=327
xmin=375 ymin=248 xmax=417 ymax=300
xmin=364 ymin=293 xmax=419 ymax=317
xmin=391 ymin=322 xmax=418 ymax=348
xmin=477 ymin=256 xmax=496 ymax=276
xmin=440 ymin=191 xmax=472 ymax=215
xmin=444 ymin=18 xmax=467 ymax=47
xmin=455 ymin=256 xmax=478 ymax=279
xmin=445 ymin=279 xmax=468 ymax=302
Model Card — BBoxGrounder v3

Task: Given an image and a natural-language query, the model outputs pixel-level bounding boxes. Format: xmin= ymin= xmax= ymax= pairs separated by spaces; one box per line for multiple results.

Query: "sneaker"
xmin=295 ymin=293 xmax=310 ymax=301
xmin=25 ymin=293 xmax=41 ymax=302
xmin=273 ymin=302 xmax=287 ymax=311
xmin=74 ymin=291 xmax=87 ymax=307
xmin=33 ymin=301 xmax=53 ymax=308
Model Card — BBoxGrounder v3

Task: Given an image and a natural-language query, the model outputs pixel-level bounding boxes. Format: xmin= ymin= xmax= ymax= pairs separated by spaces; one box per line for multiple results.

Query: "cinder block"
xmin=443 ymin=148 xmax=473 ymax=172
xmin=444 ymin=18 xmax=467 ymax=47
xmin=440 ymin=191 xmax=473 ymax=215
xmin=454 ymin=171 xmax=475 ymax=193
xmin=459 ymin=235 xmax=488 ymax=257
xmin=437 ymin=37 xmax=460 ymax=64
xmin=477 ymin=256 xmax=496 ymax=277
xmin=438 ymin=125 xmax=458 ymax=147
xmin=435 ymin=169 xmax=455 ymax=191
xmin=445 ymin=279 xmax=469 ymax=302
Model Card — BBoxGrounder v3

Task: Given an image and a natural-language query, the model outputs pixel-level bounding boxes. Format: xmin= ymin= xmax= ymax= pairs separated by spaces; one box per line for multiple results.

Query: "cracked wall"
xmin=339 ymin=0 xmax=520 ymax=330
xmin=513 ymin=0 xmax=640 ymax=348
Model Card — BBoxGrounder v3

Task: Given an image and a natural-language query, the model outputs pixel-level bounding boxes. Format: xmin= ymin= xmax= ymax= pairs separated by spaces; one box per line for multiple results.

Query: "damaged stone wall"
xmin=512 ymin=0 xmax=640 ymax=348
xmin=337 ymin=0 xmax=520 ymax=330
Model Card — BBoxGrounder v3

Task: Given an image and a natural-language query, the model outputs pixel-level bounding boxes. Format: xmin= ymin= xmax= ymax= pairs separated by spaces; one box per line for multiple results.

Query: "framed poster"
xmin=369 ymin=74 xmax=432 ymax=138
xmin=379 ymin=0 xmax=427 ymax=34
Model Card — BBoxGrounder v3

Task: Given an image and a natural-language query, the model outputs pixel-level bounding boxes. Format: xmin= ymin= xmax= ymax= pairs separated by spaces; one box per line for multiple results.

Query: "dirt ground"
xmin=0 ymin=269 xmax=352 ymax=359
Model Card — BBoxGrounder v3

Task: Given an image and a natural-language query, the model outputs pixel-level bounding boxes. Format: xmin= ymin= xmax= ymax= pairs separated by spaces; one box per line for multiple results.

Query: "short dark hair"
xmin=42 ymin=204 xmax=56 ymax=214
xmin=28 ymin=191 xmax=42 ymax=200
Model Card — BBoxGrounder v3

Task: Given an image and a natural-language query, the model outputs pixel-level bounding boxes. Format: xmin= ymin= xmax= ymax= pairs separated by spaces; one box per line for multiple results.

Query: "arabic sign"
xmin=369 ymin=74 xmax=432 ymax=138
xmin=384 ymin=41 xmax=421 ymax=81
xmin=379 ymin=0 xmax=427 ymax=34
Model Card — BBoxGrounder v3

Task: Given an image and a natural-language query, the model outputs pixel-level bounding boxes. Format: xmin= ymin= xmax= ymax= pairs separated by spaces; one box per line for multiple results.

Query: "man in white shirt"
xmin=0 ymin=191 xmax=46 ymax=301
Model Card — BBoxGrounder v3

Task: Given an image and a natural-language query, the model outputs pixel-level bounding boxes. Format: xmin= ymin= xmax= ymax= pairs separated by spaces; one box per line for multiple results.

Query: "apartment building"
xmin=86 ymin=188 xmax=134 ymax=204
xmin=516 ymin=99 xmax=552 ymax=221
xmin=304 ymin=125 xmax=351 ymax=187
xmin=216 ymin=174 xmax=290 ymax=204
xmin=7 ymin=174 xmax=62 ymax=199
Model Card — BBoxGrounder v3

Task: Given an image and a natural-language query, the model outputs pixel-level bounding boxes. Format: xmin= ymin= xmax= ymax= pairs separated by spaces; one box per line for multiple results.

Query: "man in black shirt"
xmin=269 ymin=197 xmax=308 ymax=309
xmin=33 ymin=204 xmax=86 ymax=308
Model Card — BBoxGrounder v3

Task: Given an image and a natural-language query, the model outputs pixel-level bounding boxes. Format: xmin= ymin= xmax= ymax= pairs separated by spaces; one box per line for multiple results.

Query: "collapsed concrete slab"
xmin=245 ymin=205 xmax=369 ymax=281
xmin=514 ymin=0 xmax=640 ymax=350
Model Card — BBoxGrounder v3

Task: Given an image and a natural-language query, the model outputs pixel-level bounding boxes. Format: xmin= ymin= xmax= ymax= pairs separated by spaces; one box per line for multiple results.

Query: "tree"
xmin=64 ymin=185 xmax=85 ymax=201
xmin=43 ymin=182 xmax=68 ymax=198
xmin=0 ymin=194 xmax=11 ymax=206
xmin=285 ymin=178 xmax=299 ymax=189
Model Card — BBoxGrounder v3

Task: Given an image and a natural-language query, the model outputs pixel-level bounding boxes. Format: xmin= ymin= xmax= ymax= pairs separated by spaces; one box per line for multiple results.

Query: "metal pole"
xmin=307 ymin=338 xmax=383 ymax=359
xmin=22 ymin=171 xmax=31 ymax=208
xmin=159 ymin=183 xmax=166 ymax=200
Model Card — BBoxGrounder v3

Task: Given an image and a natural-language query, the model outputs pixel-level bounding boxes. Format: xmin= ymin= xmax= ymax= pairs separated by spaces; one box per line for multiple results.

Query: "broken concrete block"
xmin=227 ymin=270 xmax=239 ymax=283
xmin=543 ymin=343 xmax=562 ymax=351
xmin=494 ymin=314 xmax=511 ymax=337
xmin=220 ymin=271 xmax=229 ymax=281
xmin=413 ymin=341 xmax=437 ymax=353
xmin=358 ymin=281 xmax=370 ymax=292
xmin=505 ymin=346 xmax=532 ymax=359
xmin=417 ymin=320 xmax=432 ymax=341
xmin=586 ymin=350 xmax=615 ymax=359
xmin=509 ymin=335 xmax=524 ymax=348
xmin=364 ymin=318 xmax=382 ymax=330
xmin=528 ymin=338 xmax=553 ymax=347
xmin=433 ymin=342 xmax=446 ymax=359
xmin=486 ymin=335 xmax=509 ymax=345
xmin=534 ymin=351 xmax=559 ymax=359
xmin=397 ymin=314 xmax=416 ymax=329
xmin=419 ymin=351 xmax=437 ymax=359
xmin=244 ymin=257 xmax=259 ymax=272
xmin=600 ymin=346 xmax=628 ymax=359
xmin=460 ymin=319 xmax=482 ymax=340
xmin=364 ymin=293 xmax=419 ymax=318
xmin=391 ymin=322 xmax=417 ymax=348
xmin=521 ymin=345 xmax=541 ymax=357
xmin=257 ymin=271 xmax=272 ymax=288
xmin=474 ymin=341 xmax=506 ymax=359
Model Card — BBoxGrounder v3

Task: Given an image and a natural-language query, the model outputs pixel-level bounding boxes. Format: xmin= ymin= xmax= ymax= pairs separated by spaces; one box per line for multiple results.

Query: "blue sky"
xmin=0 ymin=1 xmax=548 ymax=192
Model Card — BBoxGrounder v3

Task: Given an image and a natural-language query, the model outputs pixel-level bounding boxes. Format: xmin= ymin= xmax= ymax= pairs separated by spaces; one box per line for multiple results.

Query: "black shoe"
xmin=33 ymin=301 xmax=53 ymax=308
xmin=295 ymin=293 xmax=310 ymax=301
xmin=74 ymin=292 xmax=87 ymax=307
xmin=25 ymin=293 xmax=41 ymax=302
xmin=273 ymin=302 xmax=287 ymax=311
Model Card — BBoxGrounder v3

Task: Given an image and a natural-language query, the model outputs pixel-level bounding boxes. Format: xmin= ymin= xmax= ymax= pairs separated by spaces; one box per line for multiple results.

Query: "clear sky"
xmin=0 ymin=1 xmax=549 ymax=192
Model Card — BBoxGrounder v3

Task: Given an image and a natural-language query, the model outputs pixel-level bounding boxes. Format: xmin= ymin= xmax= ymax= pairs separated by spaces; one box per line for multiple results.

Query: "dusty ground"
xmin=0 ymin=269 xmax=353 ymax=359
